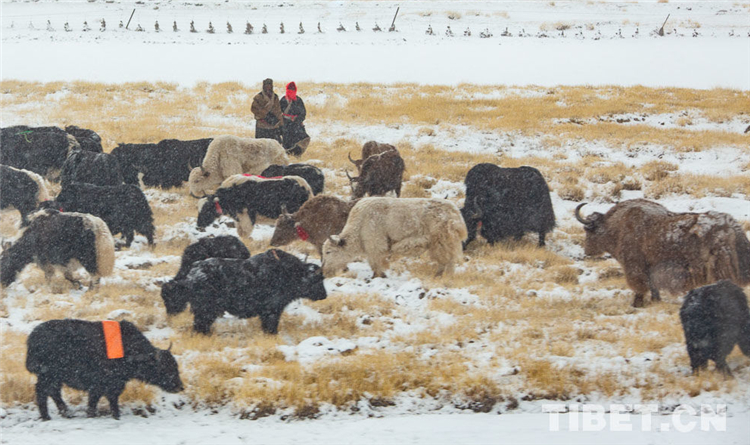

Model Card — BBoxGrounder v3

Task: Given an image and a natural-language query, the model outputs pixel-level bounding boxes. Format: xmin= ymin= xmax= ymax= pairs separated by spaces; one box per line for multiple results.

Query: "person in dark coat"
xmin=251 ymin=78 xmax=283 ymax=143
xmin=279 ymin=82 xmax=310 ymax=157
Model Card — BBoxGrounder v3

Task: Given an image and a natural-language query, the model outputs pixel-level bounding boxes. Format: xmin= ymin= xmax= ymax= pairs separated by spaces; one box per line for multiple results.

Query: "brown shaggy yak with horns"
xmin=576 ymin=199 xmax=750 ymax=307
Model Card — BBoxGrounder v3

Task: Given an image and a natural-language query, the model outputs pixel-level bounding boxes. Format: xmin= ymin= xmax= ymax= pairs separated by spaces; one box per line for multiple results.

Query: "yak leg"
xmin=260 ymin=312 xmax=282 ymax=334
xmin=87 ymin=390 xmax=103 ymax=417
xmin=50 ymin=383 xmax=69 ymax=417
xmin=622 ymin=256 xmax=650 ymax=308
xmin=192 ymin=310 xmax=218 ymax=335
xmin=462 ymin=221 xmax=479 ymax=250
xmin=35 ymin=378 xmax=53 ymax=420
xmin=105 ymin=390 xmax=122 ymax=419
xmin=715 ymin=357 xmax=733 ymax=377
xmin=235 ymin=210 xmax=254 ymax=239
xmin=537 ymin=231 xmax=546 ymax=247
xmin=369 ymin=256 xmax=389 ymax=279
xmin=63 ymin=262 xmax=83 ymax=290
xmin=363 ymin=236 xmax=390 ymax=278
xmin=650 ymin=286 xmax=661 ymax=302
xmin=40 ymin=264 xmax=56 ymax=284
xmin=123 ymin=230 xmax=135 ymax=248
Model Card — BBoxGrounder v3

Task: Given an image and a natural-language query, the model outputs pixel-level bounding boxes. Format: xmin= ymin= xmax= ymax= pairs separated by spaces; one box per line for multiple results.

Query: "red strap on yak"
xmin=296 ymin=225 xmax=310 ymax=241
xmin=102 ymin=321 xmax=124 ymax=359
xmin=214 ymin=201 xmax=223 ymax=214
xmin=241 ymin=174 xmax=283 ymax=179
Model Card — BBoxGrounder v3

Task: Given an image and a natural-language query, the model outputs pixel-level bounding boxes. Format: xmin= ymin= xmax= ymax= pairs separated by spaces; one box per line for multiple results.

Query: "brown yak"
xmin=270 ymin=195 xmax=355 ymax=256
xmin=346 ymin=150 xmax=405 ymax=199
xmin=347 ymin=141 xmax=398 ymax=173
xmin=576 ymin=199 xmax=750 ymax=307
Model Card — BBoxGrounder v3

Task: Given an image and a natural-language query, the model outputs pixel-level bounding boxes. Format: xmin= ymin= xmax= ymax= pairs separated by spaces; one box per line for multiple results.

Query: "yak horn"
xmin=348 ymin=151 xmax=358 ymax=165
xmin=280 ymin=204 xmax=290 ymax=216
xmin=167 ymin=342 xmax=173 ymax=352
xmin=190 ymin=191 xmax=205 ymax=199
xmin=574 ymin=203 xmax=591 ymax=225
xmin=345 ymin=169 xmax=356 ymax=182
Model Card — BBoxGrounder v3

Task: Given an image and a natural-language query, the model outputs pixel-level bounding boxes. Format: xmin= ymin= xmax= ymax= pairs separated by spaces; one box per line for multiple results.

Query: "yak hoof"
xmin=632 ymin=295 xmax=645 ymax=308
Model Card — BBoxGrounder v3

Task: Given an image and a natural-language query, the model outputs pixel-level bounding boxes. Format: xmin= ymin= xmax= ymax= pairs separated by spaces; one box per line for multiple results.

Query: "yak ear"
xmin=329 ymin=235 xmax=346 ymax=247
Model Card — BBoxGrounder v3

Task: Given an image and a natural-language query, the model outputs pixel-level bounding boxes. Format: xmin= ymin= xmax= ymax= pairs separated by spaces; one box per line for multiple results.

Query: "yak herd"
xmin=1 ymin=124 xmax=749 ymax=420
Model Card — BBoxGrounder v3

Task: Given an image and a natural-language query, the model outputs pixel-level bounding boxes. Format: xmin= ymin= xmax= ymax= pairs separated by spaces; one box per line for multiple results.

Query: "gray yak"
xmin=576 ymin=199 xmax=750 ymax=307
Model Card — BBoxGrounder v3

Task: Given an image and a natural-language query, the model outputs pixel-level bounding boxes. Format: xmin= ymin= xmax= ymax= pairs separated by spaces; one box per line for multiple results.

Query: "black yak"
xmin=160 ymin=235 xmax=251 ymax=313
xmin=0 ymin=165 xmax=50 ymax=225
xmin=161 ymin=249 xmax=327 ymax=334
xmin=60 ymin=150 xmax=123 ymax=187
xmin=47 ymin=182 xmax=155 ymax=248
xmin=0 ymin=125 xmax=80 ymax=177
xmin=196 ymin=175 xmax=312 ymax=239
xmin=1 ymin=209 xmax=114 ymax=288
xmin=26 ymin=319 xmax=183 ymax=420
xmin=680 ymin=280 xmax=750 ymax=376
xmin=261 ymin=163 xmax=325 ymax=195
xmin=461 ymin=163 xmax=556 ymax=249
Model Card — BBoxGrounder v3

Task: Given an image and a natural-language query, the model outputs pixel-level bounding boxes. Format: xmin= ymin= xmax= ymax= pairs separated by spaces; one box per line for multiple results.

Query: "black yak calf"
xmin=161 ymin=249 xmax=327 ymax=334
xmin=680 ymin=280 xmax=750 ymax=376
xmin=161 ymin=235 xmax=251 ymax=313
xmin=261 ymin=163 xmax=325 ymax=195
xmin=47 ymin=182 xmax=155 ymax=248
xmin=0 ymin=165 xmax=50 ymax=225
xmin=26 ymin=319 xmax=184 ymax=420
xmin=1 ymin=209 xmax=115 ymax=288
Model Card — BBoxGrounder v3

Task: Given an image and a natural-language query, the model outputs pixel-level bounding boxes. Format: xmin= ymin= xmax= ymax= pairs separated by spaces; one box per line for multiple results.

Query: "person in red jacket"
xmin=279 ymin=82 xmax=310 ymax=157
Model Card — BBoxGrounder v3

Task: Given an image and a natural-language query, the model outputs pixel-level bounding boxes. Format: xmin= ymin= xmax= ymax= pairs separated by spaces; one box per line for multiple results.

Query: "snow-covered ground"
xmin=2 ymin=1 xmax=750 ymax=444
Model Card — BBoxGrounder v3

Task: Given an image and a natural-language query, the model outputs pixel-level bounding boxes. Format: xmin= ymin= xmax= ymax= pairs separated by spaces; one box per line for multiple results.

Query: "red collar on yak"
xmin=213 ymin=198 xmax=223 ymax=215
xmin=296 ymin=224 xmax=310 ymax=241
xmin=102 ymin=320 xmax=124 ymax=359
xmin=242 ymin=174 xmax=284 ymax=179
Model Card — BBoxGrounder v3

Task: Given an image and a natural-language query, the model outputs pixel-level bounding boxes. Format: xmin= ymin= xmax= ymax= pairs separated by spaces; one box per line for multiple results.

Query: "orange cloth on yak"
xmin=102 ymin=321 xmax=124 ymax=359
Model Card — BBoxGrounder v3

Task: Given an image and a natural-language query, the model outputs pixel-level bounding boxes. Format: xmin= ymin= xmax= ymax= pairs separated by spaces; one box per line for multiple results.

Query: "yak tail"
xmin=86 ymin=216 xmax=115 ymax=278
xmin=739 ymin=320 xmax=750 ymax=358
xmin=0 ymin=234 xmax=36 ymax=287
xmin=733 ymin=226 xmax=750 ymax=286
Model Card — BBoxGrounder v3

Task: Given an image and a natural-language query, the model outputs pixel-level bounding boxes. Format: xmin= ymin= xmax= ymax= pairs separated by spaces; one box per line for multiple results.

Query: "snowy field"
xmin=2 ymin=0 xmax=749 ymax=88
xmin=2 ymin=1 xmax=750 ymax=444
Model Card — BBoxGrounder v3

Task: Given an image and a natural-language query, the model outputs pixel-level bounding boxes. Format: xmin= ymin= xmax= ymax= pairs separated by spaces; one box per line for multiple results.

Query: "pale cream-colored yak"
xmin=188 ymin=135 xmax=288 ymax=197
xmin=322 ymin=197 xmax=467 ymax=278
